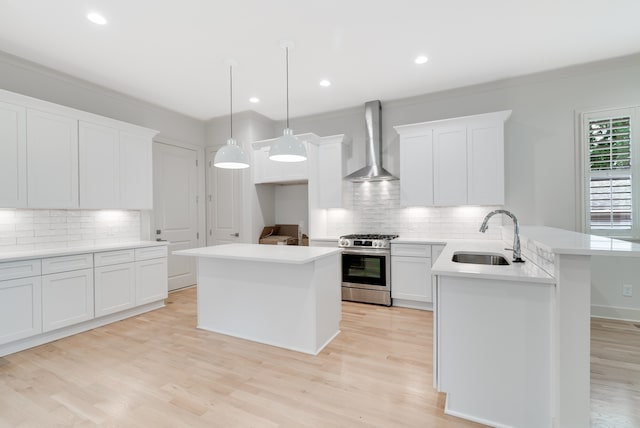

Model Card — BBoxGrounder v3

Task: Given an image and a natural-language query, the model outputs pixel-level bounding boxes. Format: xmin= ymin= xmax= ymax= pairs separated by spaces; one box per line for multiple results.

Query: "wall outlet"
xmin=623 ymin=284 xmax=633 ymax=297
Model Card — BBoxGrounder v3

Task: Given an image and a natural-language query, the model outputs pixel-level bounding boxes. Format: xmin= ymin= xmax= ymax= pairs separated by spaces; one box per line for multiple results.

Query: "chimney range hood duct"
xmin=346 ymin=100 xmax=397 ymax=182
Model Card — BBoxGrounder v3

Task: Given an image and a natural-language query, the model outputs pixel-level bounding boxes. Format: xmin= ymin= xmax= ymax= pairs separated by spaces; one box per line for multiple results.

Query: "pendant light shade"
xmin=214 ymin=138 xmax=249 ymax=169
xmin=214 ymin=60 xmax=249 ymax=169
xmin=269 ymin=41 xmax=307 ymax=163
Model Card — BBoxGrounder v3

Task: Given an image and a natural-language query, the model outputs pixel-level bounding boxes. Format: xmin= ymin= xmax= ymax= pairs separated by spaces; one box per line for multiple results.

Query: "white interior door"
xmin=153 ymin=142 xmax=199 ymax=291
xmin=207 ymin=147 xmax=242 ymax=245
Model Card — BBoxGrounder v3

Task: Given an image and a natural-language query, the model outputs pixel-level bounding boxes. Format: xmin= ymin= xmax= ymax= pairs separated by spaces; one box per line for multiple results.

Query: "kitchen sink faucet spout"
xmin=479 ymin=209 xmax=525 ymax=263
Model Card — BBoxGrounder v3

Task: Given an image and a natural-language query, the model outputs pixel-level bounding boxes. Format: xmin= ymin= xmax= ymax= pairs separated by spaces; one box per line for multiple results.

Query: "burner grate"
xmin=340 ymin=234 xmax=399 ymax=240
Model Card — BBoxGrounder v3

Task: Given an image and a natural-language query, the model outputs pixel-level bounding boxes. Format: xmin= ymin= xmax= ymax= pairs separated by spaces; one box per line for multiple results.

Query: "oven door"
xmin=341 ymin=249 xmax=390 ymax=291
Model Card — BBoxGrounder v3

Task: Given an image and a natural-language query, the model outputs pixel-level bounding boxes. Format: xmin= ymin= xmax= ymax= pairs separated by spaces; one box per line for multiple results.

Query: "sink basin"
xmin=451 ymin=252 xmax=510 ymax=265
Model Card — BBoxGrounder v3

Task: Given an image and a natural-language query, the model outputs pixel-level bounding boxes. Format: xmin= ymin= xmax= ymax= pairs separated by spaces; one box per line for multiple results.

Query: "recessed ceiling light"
xmin=87 ymin=12 xmax=107 ymax=25
xmin=319 ymin=79 xmax=331 ymax=87
xmin=414 ymin=55 xmax=429 ymax=65
xmin=249 ymin=97 xmax=260 ymax=103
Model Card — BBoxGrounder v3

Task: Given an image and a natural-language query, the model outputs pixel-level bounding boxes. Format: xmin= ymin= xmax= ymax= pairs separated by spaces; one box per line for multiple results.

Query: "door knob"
xmin=230 ymin=232 xmax=239 ymax=237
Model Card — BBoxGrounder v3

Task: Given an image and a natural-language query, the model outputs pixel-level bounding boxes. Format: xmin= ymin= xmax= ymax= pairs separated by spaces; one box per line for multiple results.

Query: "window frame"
xmin=579 ymin=106 xmax=640 ymax=239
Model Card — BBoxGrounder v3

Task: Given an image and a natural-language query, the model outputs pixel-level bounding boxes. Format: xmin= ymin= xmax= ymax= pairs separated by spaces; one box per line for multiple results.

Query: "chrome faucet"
xmin=479 ymin=209 xmax=525 ymax=263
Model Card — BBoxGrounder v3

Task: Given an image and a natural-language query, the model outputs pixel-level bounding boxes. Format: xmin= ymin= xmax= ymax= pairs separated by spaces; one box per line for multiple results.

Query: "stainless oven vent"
xmin=345 ymin=100 xmax=397 ymax=182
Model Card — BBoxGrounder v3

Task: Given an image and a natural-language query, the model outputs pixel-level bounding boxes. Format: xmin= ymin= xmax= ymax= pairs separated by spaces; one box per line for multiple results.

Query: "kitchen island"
xmin=173 ymin=244 xmax=342 ymax=355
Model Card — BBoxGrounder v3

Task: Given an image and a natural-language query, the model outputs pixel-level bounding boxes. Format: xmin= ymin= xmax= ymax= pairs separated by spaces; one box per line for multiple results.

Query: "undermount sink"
xmin=451 ymin=252 xmax=510 ymax=266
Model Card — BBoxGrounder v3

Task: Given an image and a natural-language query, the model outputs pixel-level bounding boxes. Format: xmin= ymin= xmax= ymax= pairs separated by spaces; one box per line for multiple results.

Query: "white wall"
xmin=0 ymin=51 xmax=206 ymax=146
xmin=274 ymin=184 xmax=308 ymax=236
xmin=592 ymin=255 xmax=640 ymax=321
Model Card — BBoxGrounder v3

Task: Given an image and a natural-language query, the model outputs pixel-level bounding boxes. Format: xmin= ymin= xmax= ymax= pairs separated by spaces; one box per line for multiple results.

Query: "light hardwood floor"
xmin=0 ymin=288 xmax=638 ymax=427
xmin=591 ymin=318 xmax=640 ymax=428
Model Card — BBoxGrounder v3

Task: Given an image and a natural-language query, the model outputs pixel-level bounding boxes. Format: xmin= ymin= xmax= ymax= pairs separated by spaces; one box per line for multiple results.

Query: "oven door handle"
xmin=341 ymin=248 xmax=391 ymax=256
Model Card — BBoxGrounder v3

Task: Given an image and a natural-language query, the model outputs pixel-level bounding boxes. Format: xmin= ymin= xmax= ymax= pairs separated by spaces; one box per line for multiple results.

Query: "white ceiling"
xmin=1 ymin=0 xmax=640 ymax=121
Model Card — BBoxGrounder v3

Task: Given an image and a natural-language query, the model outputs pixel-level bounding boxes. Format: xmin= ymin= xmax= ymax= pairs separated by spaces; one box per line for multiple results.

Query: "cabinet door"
xmin=400 ymin=132 xmax=434 ymax=206
xmin=467 ymin=122 xmax=504 ymax=205
xmin=27 ymin=109 xmax=79 ymax=208
xmin=317 ymin=142 xmax=343 ymax=208
xmin=42 ymin=268 xmax=94 ymax=332
xmin=391 ymin=256 xmax=432 ymax=302
xmin=135 ymin=258 xmax=168 ymax=305
xmin=0 ymin=276 xmax=42 ymax=345
xmin=120 ymin=131 xmax=153 ymax=209
xmin=79 ymin=121 xmax=120 ymax=208
xmin=433 ymin=126 xmax=467 ymax=206
xmin=0 ymin=101 xmax=27 ymax=207
xmin=253 ymin=146 xmax=278 ymax=184
xmin=253 ymin=145 xmax=308 ymax=184
xmin=95 ymin=262 xmax=136 ymax=317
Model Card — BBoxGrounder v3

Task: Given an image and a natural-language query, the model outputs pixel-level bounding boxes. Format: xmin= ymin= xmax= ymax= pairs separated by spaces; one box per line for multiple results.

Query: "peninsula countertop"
xmin=431 ymin=240 xmax=555 ymax=284
xmin=174 ymin=243 xmax=342 ymax=264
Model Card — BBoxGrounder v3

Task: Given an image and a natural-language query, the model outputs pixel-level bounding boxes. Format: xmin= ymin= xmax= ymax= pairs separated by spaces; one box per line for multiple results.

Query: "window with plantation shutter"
xmin=588 ymin=116 xmax=632 ymax=230
xmin=583 ymin=107 xmax=638 ymax=238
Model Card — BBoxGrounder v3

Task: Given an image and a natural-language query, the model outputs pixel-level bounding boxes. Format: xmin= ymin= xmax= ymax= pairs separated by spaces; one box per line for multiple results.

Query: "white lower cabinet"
xmin=0 ymin=244 xmax=168 ymax=356
xmin=94 ymin=262 xmax=136 ymax=317
xmin=42 ymin=268 xmax=94 ymax=332
xmin=0 ymin=276 xmax=42 ymax=345
xmin=135 ymin=257 xmax=168 ymax=305
xmin=391 ymin=243 xmax=433 ymax=309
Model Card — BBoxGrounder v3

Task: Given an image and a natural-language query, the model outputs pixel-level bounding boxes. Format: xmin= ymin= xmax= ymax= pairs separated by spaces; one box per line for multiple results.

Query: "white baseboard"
xmin=591 ymin=304 xmax=640 ymax=322
xmin=392 ymin=298 xmax=433 ymax=311
xmin=0 ymin=300 xmax=165 ymax=357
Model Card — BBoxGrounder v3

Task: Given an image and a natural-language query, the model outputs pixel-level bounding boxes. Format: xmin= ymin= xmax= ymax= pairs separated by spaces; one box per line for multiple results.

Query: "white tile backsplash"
xmin=325 ymin=181 xmax=503 ymax=239
xmin=0 ymin=209 xmax=142 ymax=253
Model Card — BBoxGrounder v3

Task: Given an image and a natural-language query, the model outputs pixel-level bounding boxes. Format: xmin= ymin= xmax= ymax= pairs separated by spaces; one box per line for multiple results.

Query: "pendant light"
xmin=214 ymin=60 xmax=249 ymax=169
xmin=269 ymin=40 xmax=307 ymax=162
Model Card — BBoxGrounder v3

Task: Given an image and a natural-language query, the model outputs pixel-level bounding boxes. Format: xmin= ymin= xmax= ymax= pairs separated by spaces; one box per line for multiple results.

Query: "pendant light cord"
xmin=229 ymin=65 xmax=233 ymax=139
xmin=286 ymin=47 xmax=290 ymax=129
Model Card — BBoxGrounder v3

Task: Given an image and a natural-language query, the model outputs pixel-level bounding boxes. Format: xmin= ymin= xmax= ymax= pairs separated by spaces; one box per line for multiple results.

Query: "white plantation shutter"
xmin=588 ymin=115 xmax=632 ymax=230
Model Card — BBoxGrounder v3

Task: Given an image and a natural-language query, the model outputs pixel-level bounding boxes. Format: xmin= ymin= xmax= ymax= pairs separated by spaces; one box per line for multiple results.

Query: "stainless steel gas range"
xmin=338 ymin=234 xmax=398 ymax=306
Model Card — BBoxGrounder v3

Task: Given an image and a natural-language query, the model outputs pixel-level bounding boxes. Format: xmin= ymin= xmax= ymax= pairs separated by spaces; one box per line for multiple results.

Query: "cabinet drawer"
xmin=391 ymin=244 xmax=431 ymax=258
xmin=42 ymin=253 xmax=93 ymax=274
xmin=135 ymin=246 xmax=167 ymax=261
xmin=0 ymin=259 xmax=41 ymax=281
xmin=94 ymin=249 xmax=135 ymax=267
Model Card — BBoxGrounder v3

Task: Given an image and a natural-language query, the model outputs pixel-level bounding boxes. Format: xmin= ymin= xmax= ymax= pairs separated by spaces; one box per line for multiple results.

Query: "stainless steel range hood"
xmin=346 ymin=100 xmax=397 ymax=182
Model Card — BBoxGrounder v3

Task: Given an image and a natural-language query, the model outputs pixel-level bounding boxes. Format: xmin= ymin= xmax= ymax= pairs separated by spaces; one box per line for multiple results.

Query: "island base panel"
xmin=196 ymin=255 xmax=340 ymax=355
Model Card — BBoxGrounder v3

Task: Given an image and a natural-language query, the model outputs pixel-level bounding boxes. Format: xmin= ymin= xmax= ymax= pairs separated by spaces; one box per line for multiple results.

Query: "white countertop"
xmin=174 ymin=243 xmax=342 ymax=264
xmin=392 ymin=237 xmax=448 ymax=245
xmin=520 ymin=226 xmax=640 ymax=256
xmin=431 ymin=240 xmax=555 ymax=284
xmin=0 ymin=241 xmax=167 ymax=263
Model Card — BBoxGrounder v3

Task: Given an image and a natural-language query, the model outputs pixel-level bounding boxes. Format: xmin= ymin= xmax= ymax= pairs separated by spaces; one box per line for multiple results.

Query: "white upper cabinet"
xmin=27 ymin=109 xmax=79 ymax=209
xmin=0 ymin=89 xmax=157 ymax=210
xmin=467 ymin=120 xmax=504 ymax=205
xmin=395 ymin=110 xmax=511 ymax=206
xmin=79 ymin=121 xmax=120 ymax=208
xmin=398 ymin=132 xmax=433 ymax=206
xmin=0 ymin=101 xmax=27 ymax=208
xmin=79 ymin=122 xmax=154 ymax=209
xmin=252 ymin=135 xmax=311 ymax=184
xmin=433 ymin=126 xmax=468 ymax=206
xmin=309 ymin=134 xmax=350 ymax=209
xmin=120 ymin=131 xmax=153 ymax=209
